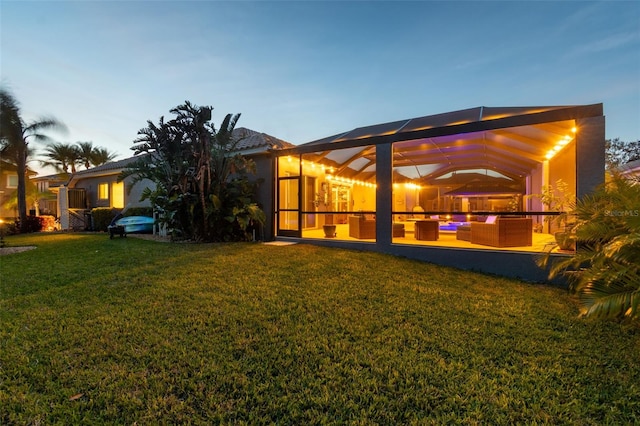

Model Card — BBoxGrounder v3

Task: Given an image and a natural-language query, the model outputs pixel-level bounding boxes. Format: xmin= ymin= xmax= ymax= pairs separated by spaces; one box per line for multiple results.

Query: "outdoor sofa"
xmin=349 ymin=215 xmax=376 ymax=239
xmin=470 ymin=217 xmax=532 ymax=248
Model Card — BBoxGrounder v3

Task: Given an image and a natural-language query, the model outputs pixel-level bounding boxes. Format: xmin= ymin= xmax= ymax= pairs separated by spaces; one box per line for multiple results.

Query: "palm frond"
xmin=541 ymin=171 xmax=640 ymax=321
xmin=579 ymin=278 xmax=640 ymax=319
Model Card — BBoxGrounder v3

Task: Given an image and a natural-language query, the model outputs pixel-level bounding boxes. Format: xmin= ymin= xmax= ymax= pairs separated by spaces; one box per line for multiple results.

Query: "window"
xmin=7 ymin=175 xmax=18 ymax=188
xmin=98 ymin=183 xmax=109 ymax=200
xmin=112 ymin=181 xmax=125 ymax=208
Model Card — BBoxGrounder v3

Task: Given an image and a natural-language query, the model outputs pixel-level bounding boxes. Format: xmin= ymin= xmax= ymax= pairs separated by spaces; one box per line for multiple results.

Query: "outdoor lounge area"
xmin=303 ymin=220 xmax=558 ymax=253
xmin=274 ymin=104 xmax=605 ymax=280
xmin=301 ymin=214 xmax=554 ymax=253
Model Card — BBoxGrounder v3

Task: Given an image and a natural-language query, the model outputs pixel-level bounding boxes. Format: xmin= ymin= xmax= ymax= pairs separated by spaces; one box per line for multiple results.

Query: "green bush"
xmin=15 ymin=216 xmax=43 ymax=233
xmin=91 ymin=207 xmax=121 ymax=232
xmin=1 ymin=220 xmax=19 ymax=236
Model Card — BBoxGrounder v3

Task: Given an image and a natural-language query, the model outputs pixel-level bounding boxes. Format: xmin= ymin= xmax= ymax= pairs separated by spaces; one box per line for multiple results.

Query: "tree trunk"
xmin=16 ymin=145 xmax=28 ymax=232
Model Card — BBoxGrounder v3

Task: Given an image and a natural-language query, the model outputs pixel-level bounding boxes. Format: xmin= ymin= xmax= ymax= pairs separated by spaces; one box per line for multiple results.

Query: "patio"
xmin=301 ymin=223 xmax=557 ymax=253
xmin=274 ymin=104 xmax=605 ymax=280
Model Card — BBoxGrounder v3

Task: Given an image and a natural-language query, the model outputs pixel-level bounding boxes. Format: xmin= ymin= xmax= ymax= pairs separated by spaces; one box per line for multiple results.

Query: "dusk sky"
xmin=2 ymin=1 xmax=639 ymax=174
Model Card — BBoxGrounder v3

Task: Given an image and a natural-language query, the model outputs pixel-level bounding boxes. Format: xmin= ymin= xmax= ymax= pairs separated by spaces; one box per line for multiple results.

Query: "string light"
xmin=545 ymin=129 xmax=576 ymax=160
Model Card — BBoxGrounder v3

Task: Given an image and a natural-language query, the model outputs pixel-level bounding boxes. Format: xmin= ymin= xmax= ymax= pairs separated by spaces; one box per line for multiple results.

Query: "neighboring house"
xmin=31 ymin=173 xmax=68 ymax=216
xmin=66 ymin=156 xmax=153 ymax=211
xmin=58 ymin=156 xmax=154 ymax=230
xmin=56 ymin=127 xmax=293 ymax=235
xmin=620 ymin=158 xmax=640 ymax=179
xmin=0 ymin=159 xmax=37 ymax=219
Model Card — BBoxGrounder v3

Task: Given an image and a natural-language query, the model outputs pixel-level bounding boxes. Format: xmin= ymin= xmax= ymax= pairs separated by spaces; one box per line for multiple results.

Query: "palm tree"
xmin=541 ymin=172 xmax=640 ymax=320
xmin=89 ymin=146 xmax=117 ymax=167
xmin=0 ymin=87 xmax=66 ymax=231
xmin=76 ymin=141 xmax=95 ymax=169
xmin=72 ymin=141 xmax=117 ymax=170
xmin=40 ymin=142 xmax=81 ymax=174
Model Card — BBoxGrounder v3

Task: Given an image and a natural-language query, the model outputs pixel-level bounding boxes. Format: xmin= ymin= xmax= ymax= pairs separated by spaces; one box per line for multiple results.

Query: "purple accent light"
xmin=439 ymin=222 xmax=469 ymax=232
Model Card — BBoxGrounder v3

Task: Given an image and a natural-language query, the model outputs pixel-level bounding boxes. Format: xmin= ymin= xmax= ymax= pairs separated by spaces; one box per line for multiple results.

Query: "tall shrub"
xmin=120 ymin=102 xmax=264 ymax=242
xmin=91 ymin=207 xmax=121 ymax=232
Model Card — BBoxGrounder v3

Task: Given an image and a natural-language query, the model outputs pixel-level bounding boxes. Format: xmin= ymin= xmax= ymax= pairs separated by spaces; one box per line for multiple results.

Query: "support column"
xmin=376 ymin=143 xmax=392 ymax=249
xmin=576 ymin=116 xmax=605 ymax=198
xmin=58 ymin=186 xmax=70 ymax=230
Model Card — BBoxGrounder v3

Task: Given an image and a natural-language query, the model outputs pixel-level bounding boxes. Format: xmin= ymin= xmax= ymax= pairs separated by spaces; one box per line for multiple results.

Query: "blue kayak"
xmin=114 ymin=216 xmax=154 ymax=234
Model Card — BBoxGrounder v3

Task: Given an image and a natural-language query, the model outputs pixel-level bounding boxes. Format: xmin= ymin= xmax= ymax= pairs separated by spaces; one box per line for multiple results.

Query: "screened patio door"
xmin=277 ymin=176 xmax=301 ymax=237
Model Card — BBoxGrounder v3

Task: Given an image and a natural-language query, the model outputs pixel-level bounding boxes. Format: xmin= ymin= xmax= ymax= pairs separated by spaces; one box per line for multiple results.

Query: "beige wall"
xmin=549 ymin=141 xmax=577 ymax=197
xmin=70 ymin=174 xmax=152 ymax=210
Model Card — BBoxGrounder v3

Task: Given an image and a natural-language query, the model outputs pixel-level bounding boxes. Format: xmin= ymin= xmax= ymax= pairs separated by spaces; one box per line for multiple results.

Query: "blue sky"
xmin=2 ymin=1 xmax=639 ymax=173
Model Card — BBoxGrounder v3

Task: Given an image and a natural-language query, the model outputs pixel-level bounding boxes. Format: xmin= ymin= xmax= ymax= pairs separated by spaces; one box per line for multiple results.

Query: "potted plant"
xmin=506 ymin=193 xmax=522 ymax=215
xmin=531 ymin=179 xmax=576 ymax=251
xmin=316 ymin=182 xmax=336 ymax=238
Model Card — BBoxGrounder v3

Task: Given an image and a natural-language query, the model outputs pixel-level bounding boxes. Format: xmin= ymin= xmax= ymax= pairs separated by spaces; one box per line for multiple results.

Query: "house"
xmin=51 ymin=105 xmax=606 ymax=282
xmin=620 ymin=158 xmax=640 ymax=180
xmin=31 ymin=173 xmax=69 ymax=216
xmin=56 ymin=127 xmax=293 ymax=235
xmin=0 ymin=159 xmax=37 ymax=219
xmin=272 ymin=104 xmax=605 ymax=282
xmin=230 ymin=127 xmax=294 ymax=239
xmin=54 ymin=156 xmax=153 ymax=230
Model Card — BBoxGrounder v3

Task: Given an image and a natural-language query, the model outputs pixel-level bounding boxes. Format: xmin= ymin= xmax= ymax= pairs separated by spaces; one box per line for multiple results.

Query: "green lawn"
xmin=1 ymin=233 xmax=639 ymax=424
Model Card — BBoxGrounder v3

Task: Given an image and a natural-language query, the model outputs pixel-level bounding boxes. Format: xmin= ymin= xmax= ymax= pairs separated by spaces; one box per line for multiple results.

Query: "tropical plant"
xmin=120 ymin=101 xmax=265 ymax=242
xmin=40 ymin=142 xmax=81 ymax=174
xmin=507 ymin=193 xmax=522 ymax=212
xmin=528 ymin=179 xmax=576 ymax=250
xmin=540 ymin=172 xmax=640 ymax=320
xmin=535 ymin=179 xmax=575 ymax=230
xmin=0 ymin=87 xmax=66 ymax=232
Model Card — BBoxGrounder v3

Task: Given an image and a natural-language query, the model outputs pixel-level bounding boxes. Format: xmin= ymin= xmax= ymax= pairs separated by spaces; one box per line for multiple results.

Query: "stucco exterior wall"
xmin=125 ymin=177 xmax=154 ymax=209
xmin=250 ymin=154 xmax=275 ymax=240
xmin=70 ymin=175 xmax=152 ymax=210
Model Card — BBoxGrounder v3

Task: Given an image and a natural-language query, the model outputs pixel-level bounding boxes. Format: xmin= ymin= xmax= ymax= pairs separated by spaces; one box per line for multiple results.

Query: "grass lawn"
xmin=1 ymin=233 xmax=639 ymax=424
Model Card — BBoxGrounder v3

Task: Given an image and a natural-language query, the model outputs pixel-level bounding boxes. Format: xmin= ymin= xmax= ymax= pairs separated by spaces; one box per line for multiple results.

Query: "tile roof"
xmin=71 ymin=155 xmax=143 ymax=177
xmin=68 ymin=128 xmax=293 ymax=180
xmin=232 ymin=127 xmax=294 ymax=151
